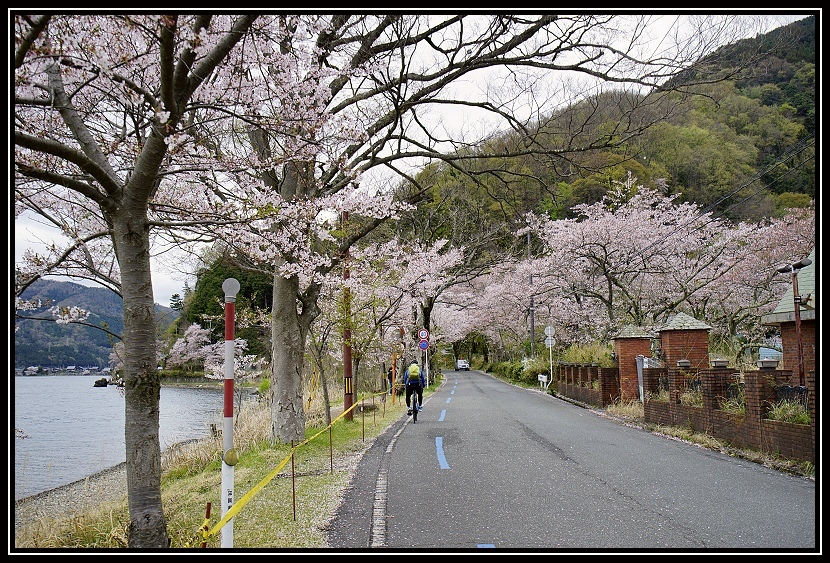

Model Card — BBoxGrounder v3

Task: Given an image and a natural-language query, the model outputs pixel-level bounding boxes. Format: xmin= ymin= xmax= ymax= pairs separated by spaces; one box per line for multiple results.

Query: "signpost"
xmin=418 ymin=328 xmax=429 ymax=385
xmin=544 ymin=325 xmax=555 ymax=391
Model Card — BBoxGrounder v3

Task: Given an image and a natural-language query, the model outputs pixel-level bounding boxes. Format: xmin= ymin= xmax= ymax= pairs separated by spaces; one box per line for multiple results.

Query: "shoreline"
xmin=13 ymin=379 xmax=259 ymax=542
xmin=13 ymin=379 xmax=233 ymax=539
xmin=13 ymin=434 xmax=206 ymax=539
xmin=14 ymin=463 xmax=129 ymax=535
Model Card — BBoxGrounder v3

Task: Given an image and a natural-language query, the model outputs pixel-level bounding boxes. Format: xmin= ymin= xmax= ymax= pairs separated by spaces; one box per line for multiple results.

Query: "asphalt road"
xmin=326 ymin=370 xmax=817 ymax=553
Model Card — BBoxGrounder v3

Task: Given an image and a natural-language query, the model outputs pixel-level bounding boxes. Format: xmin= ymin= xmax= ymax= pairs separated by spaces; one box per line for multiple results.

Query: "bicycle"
xmin=411 ymin=390 xmax=419 ymax=423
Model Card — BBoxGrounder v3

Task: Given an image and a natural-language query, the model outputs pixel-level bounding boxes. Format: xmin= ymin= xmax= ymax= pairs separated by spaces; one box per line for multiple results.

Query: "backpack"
xmin=407 ymin=363 xmax=421 ymax=380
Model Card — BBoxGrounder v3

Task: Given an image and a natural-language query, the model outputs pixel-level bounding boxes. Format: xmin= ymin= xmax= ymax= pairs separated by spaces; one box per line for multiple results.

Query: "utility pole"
xmin=776 ymin=257 xmax=812 ymax=387
xmin=528 ymin=231 xmax=535 ymax=357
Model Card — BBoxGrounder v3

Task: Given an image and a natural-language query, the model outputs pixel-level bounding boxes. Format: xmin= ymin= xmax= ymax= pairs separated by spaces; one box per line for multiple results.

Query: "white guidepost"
xmin=545 ymin=326 xmax=555 ymax=391
xmin=221 ymin=278 xmax=240 ymax=548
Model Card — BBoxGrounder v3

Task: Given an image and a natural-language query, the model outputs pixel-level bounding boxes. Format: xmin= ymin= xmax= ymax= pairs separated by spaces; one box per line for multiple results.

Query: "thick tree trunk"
xmin=113 ymin=209 xmax=168 ymax=549
xmin=269 ymin=272 xmax=306 ymax=442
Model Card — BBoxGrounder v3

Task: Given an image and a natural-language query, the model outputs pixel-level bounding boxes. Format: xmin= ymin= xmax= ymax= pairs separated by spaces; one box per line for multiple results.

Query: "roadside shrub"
xmin=524 ymin=355 xmax=552 ymax=380
xmin=679 ymin=387 xmax=703 ymax=407
xmin=258 ymin=377 xmax=270 ymax=396
xmin=559 ymin=342 xmax=615 ymax=367
xmin=645 ymin=389 xmax=669 ymax=402
xmin=489 ymin=360 xmax=515 ymax=379
xmin=767 ymin=400 xmax=811 ymax=425
xmin=506 ymin=361 xmax=525 ymax=381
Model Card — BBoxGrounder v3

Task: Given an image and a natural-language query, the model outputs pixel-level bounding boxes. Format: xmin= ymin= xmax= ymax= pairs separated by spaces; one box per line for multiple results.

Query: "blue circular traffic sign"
xmin=418 ymin=339 xmax=429 ymax=350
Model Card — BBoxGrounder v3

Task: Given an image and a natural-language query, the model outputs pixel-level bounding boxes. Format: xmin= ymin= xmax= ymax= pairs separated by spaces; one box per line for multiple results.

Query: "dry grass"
xmin=604 ymin=397 xmax=645 ymax=421
xmin=602 ymin=398 xmax=814 ymax=480
xmin=14 ymin=390 xmax=409 ymax=549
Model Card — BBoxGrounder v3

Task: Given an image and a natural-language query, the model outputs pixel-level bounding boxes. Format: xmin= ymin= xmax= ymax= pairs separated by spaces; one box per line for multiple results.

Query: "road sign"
xmin=537 ymin=374 xmax=548 ymax=382
xmin=418 ymin=339 xmax=429 ymax=350
xmin=544 ymin=325 xmax=555 ymax=336
xmin=418 ymin=328 xmax=429 ymax=340
xmin=544 ymin=336 xmax=556 ymax=348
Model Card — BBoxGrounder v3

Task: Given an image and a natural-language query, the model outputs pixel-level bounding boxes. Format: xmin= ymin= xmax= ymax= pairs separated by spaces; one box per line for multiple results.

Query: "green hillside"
xmin=14 ymin=279 xmax=177 ymax=369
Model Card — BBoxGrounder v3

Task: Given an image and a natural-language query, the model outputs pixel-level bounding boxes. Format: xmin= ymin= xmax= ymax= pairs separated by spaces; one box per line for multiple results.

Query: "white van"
xmin=455 ymin=359 xmax=470 ymax=370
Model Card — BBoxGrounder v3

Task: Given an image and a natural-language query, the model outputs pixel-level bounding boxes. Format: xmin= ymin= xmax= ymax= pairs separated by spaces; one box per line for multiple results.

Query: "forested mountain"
xmin=14 ymin=280 xmax=177 ymax=369
xmin=406 ymin=15 xmax=815 ymax=232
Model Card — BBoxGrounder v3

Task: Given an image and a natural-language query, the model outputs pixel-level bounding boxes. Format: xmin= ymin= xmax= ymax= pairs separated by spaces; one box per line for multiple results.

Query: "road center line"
xmin=435 ymin=436 xmax=450 ymax=469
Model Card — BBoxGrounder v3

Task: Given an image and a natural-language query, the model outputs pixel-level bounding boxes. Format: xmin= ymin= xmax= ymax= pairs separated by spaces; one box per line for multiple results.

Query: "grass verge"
xmin=14 ymin=391 xmax=410 ymax=549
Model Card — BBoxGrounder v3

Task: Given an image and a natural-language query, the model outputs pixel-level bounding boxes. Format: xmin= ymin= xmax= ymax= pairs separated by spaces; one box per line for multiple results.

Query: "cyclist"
xmin=404 ymin=359 xmax=425 ymax=416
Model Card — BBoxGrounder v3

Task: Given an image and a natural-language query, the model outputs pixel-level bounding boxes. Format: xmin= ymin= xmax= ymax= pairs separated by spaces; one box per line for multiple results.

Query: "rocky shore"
xmin=13 ymin=379 xmax=268 ymax=550
xmin=14 ymin=463 xmax=129 ymax=537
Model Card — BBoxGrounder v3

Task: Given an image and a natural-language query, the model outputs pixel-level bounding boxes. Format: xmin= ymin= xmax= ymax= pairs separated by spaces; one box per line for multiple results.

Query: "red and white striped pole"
xmin=220 ymin=278 xmax=240 ymax=548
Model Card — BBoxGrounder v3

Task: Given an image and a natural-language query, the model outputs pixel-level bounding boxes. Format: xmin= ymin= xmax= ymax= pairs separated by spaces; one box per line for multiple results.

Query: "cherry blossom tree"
xmin=301 ymin=237 xmax=463 ymax=411
xmin=437 ymin=197 xmax=813 ymax=363
xmin=203 ymin=339 xmax=252 ymax=380
xmin=166 ymin=323 xmax=211 ymax=370
xmin=468 ymin=177 xmax=816 ymax=358
xmin=15 ymin=14 xmax=265 ymax=547
xmin=347 ymin=239 xmax=463 ymax=374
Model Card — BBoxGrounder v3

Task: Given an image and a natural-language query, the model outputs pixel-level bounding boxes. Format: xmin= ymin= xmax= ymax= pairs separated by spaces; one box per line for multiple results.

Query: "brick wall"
xmin=614 ymin=338 xmax=651 ymax=401
xmin=779 ymin=319 xmax=816 ymax=376
xmin=659 ymin=328 xmax=710 ymax=368
xmin=639 ymin=367 xmax=815 ymax=463
xmin=558 ymin=363 xmax=814 ymax=463
xmin=554 ymin=364 xmax=620 ymax=407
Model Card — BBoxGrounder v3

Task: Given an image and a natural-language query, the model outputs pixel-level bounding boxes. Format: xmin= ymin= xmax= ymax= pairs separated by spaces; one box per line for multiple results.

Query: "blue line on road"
xmin=446 ymin=397 xmax=452 ymax=403
xmin=450 ymin=389 xmax=455 ymax=394
xmin=439 ymin=409 xmax=446 ymax=421
xmin=477 ymin=544 xmax=496 ymax=548
xmin=435 ymin=437 xmax=450 ymax=469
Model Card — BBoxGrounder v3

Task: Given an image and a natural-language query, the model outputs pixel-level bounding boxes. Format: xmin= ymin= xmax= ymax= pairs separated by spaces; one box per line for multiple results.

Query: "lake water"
xmin=13 ymin=375 xmax=233 ymax=500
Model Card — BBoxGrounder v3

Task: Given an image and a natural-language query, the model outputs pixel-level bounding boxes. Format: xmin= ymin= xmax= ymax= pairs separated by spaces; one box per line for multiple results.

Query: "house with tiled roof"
xmin=761 ymin=249 xmax=816 ymax=383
